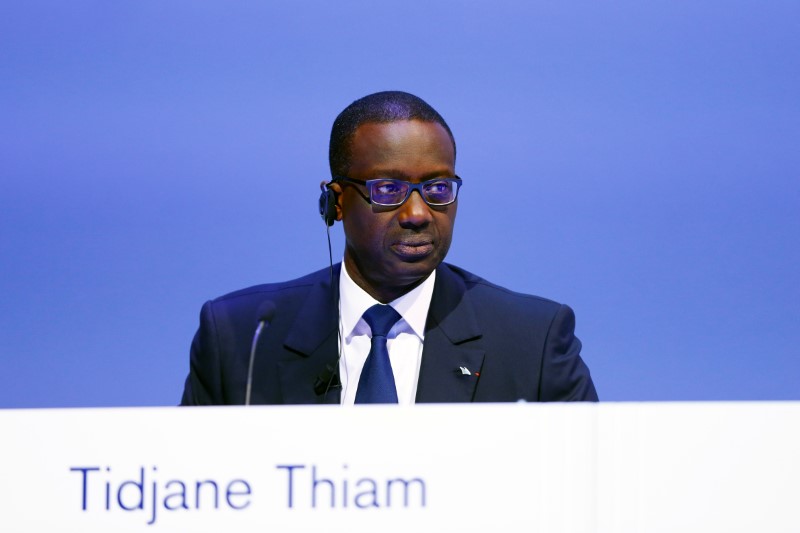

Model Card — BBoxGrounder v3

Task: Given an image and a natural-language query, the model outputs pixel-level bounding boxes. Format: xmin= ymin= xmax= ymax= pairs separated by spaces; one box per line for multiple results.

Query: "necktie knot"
xmin=362 ymin=304 xmax=402 ymax=338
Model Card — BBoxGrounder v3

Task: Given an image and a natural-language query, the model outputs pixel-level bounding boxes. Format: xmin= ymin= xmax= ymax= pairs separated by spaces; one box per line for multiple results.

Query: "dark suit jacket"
xmin=180 ymin=263 xmax=597 ymax=405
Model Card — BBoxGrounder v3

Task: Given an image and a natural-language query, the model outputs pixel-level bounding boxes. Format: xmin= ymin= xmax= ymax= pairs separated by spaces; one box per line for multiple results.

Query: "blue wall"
xmin=2 ymin=1 xmax=798 ymax=406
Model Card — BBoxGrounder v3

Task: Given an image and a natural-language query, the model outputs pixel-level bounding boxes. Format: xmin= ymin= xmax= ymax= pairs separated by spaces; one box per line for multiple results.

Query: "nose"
xmin=397 ymin=190 xmax=433 ymax=229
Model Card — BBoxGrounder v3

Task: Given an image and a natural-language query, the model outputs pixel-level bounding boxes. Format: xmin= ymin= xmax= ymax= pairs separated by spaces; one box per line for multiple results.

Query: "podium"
xmin=2 ymin=403 xmax=799 ymax=532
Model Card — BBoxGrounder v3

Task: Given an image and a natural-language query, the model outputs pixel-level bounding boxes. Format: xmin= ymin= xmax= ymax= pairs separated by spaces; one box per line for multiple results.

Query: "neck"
xmin=343 ymin=259 xmax=428 ymax=304
xmin=365 ymin=278 xmax=426 ymax=304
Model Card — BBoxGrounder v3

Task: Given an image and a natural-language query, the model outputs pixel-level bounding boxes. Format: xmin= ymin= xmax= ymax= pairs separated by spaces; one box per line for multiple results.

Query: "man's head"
xmin=326 ymin=91 xmax=459 ymax=303
xmin=329 ymin=91 xmax=456 ymax=177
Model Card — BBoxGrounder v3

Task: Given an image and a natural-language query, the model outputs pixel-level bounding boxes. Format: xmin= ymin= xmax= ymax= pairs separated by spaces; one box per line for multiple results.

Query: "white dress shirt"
xmin=338 ymin=263 xmax=436 ymax=405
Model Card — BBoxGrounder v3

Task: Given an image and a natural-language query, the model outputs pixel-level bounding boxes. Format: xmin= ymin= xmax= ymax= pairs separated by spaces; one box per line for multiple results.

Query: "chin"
xmin=389 ymin=259 xmax=440 ymax=283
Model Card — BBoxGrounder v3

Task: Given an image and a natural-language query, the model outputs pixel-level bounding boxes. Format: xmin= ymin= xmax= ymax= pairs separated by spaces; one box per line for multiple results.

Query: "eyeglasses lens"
xmin=369 ymin=179 xmax=458 ymax=206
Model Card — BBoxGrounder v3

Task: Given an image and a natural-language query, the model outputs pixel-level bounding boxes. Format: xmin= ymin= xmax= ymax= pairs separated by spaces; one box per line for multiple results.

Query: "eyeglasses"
xmin=332 ymin=175 xmax=462 ymax=207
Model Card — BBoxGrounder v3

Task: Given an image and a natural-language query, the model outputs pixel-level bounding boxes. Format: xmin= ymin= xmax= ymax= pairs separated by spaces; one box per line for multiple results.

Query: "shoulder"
xmin=440 ymin=263 xmax=564 ymax=316
xmin=201 ymin=266 xmax=332 ymax=321
xmin=212 ymin=266 xmax=328 ymax=303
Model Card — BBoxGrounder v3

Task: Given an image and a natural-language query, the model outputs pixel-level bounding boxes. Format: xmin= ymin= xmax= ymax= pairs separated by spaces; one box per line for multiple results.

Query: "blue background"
xmin=2 ymin=1 xmax=798 ymax=407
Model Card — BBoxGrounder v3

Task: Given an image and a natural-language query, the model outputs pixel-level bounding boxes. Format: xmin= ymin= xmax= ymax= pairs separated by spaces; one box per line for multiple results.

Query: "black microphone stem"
xmin=245 ymin=302 xmax=276 ymax=406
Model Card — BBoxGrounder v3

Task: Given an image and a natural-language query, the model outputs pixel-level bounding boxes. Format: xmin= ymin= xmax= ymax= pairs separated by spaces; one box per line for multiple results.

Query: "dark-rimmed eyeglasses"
xmin=332 ymin=175 xmax=462 ymax=207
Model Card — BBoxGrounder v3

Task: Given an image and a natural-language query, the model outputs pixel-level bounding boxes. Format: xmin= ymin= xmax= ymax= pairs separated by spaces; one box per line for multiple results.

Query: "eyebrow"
xmin=363 ymin=168 xmax=455 ymax=181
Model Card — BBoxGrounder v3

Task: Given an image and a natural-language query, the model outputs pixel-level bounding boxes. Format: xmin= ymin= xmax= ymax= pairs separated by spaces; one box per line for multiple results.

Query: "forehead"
xmin=348 ymin=120 xmax=455 ymax=176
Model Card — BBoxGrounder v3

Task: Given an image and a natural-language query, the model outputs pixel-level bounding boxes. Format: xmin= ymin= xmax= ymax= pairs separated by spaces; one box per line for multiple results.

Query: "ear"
xmin=327 ymin=181 xmax=344 ymax=221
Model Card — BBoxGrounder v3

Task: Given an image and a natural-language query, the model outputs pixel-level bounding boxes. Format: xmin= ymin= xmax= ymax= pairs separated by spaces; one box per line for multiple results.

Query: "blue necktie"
xmin=355 ymin=304 xmax=403 ymax=404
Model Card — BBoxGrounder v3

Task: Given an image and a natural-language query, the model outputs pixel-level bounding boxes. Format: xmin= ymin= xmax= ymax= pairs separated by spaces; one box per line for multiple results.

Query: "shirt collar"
xmin=339 ymin=262 xmax=436 ymax=341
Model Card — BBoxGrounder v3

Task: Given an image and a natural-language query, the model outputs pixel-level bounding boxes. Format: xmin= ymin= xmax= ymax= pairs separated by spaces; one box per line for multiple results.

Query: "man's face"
xmin=334 ymin=120 xmax=457 ymax=302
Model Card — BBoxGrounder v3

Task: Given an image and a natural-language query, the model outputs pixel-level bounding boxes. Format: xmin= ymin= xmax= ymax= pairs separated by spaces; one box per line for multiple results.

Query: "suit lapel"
xmin=416 ymin=265 xmax=485 ymax=403
xmin=279 ymin=265 xmax=341 ymax=404
xmin=275 ymin=264 xmax=485 ymax=404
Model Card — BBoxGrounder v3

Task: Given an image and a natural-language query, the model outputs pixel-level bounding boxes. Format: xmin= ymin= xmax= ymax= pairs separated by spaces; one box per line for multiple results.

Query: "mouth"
xmin=391 ymin=238 xmax=435 ymax=259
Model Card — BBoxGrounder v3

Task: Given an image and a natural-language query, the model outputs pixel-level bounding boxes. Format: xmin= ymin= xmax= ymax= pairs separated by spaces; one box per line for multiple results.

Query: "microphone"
xmin=245 ymin=301 xmax=276 ymax=406
xmin=313 ymin=363 xmax=341 ymax=397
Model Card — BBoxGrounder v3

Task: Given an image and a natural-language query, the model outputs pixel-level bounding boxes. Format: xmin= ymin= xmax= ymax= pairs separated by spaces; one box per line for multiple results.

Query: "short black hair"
xmin=329 ymin=91 xmax=456 ymax=177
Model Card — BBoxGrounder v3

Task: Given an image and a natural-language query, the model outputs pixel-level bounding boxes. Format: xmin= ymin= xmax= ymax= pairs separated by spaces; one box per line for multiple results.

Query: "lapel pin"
xmin=459 ymin=366 xmax=471 ymax=375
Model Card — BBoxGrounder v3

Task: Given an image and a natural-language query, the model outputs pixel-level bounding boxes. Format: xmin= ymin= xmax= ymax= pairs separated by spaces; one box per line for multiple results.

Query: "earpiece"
xmin=319 ymin=180 xmax=337 ymax=287
xmin=318 ymin=182 xmax=337 ymax=227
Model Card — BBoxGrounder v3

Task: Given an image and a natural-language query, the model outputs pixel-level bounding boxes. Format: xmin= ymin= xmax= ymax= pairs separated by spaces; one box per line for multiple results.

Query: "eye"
xmin=423 ymin=180 xmax=452 ymax=198
xmin=373 ymin=180 xmax=403 ymax=196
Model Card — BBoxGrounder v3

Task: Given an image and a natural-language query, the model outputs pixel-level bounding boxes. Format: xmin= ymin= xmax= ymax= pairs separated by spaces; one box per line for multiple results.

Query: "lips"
xmin=392 ymin=237 xmax=435 ymax=259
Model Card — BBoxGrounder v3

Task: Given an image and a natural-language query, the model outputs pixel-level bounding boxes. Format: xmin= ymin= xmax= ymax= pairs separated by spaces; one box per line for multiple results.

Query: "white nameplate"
xmin=1 ymin=403 xmax=798 ymax=532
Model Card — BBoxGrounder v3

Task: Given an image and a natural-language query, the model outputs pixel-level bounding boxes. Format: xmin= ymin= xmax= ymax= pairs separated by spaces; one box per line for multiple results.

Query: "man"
xmin=181 ymin=91 xmax=597 ymax=405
